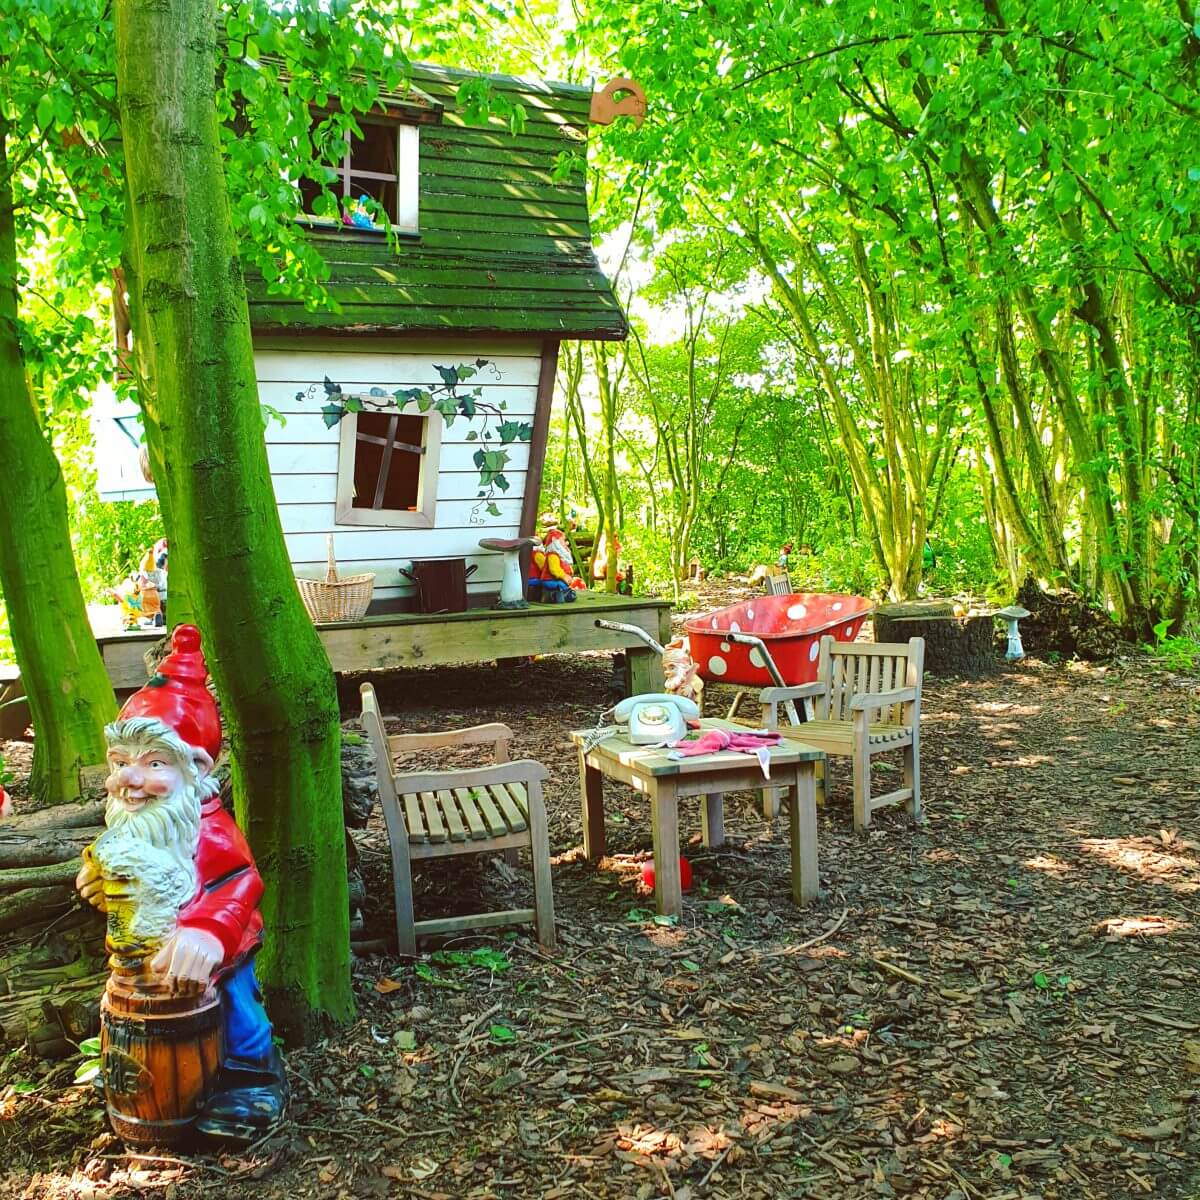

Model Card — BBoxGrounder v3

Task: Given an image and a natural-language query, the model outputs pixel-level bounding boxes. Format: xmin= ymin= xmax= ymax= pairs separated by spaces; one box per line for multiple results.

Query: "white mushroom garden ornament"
xmin=995 ymin=605 xmax=1031 ymax=661
xmin=479 ymin=536 xmax=539 ymax=609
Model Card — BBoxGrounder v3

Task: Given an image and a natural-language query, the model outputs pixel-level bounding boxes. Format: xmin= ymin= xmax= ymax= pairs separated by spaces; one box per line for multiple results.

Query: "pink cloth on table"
xmin=668 ymin=729 xmax=782 ymax=757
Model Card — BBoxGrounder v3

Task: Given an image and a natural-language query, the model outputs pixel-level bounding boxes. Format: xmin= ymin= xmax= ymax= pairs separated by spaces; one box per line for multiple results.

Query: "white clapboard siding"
xmin=266 ymin=439 xmax=533 ymax=477
xmin=271 ymin=474 xmax=337 ymax=504
xmin=256 ymin=341 xmax=542 ymax=590
xmin=293 ymin=528 xmax=520 ymax=563
xmin=294 ymin=555 xmax=506 ymax=582
xmin=296 ymin=553 xmax=506 ymax=602
xmin=282 ymin=496 xmax=523 ymax=540
xmin=279 ymin=478 xmax=529 ymax=532
xmin=260 ymin=380 xmax=539 ymax=417
xmin=256 ymin=342 xmax=543 ymax=386
xmin=285 ymin=499 xmax=523 ymax=561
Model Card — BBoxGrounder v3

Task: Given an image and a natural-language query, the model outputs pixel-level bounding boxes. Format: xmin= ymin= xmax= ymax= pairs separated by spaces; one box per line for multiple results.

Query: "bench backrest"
xmin=766 ymin=572 xmax=793 ymax=596
xmin=817 ymin=635 xmax=925 ymax=725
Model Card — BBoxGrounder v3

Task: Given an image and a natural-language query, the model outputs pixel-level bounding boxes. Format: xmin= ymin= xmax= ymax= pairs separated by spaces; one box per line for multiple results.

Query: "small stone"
xmin=828 ymin=1055 xmax=860 ymax=1075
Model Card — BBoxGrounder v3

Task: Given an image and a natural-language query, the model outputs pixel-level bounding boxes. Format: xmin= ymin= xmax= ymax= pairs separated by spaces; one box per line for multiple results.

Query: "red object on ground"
xmin=642 ymin=856 xmax=693 ymax=893
xmin=685 ymin=593 xmax=873 ymax=688
xmin=0 ymin=785 xmax=11 ymax=818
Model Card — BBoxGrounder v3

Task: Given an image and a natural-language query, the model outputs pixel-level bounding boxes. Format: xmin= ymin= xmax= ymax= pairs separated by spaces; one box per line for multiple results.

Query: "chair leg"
xmin=393 ymin=854 xmax=418 ymax=957
xmin=904 ymin=736 xmax=922 ymax=824
xmin=814 ymin=757 xmax=826 ymax=808
xmin=852 ymin=746 xmax=871 ymax=833
xmin=503 ymin=848 xmax=520 ymax=867
xmin=527 ymin=784 xmax=556 ymax=950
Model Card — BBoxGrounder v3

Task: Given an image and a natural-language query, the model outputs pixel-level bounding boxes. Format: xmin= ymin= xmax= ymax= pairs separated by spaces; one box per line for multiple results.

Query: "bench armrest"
xmin=849 ymin=687 xmax=916 ymax=713
xmin=759 ymin=682 xmax=828 ymax=704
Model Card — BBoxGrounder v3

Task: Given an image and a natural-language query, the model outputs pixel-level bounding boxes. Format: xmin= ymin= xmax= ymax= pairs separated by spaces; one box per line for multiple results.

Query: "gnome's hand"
xmin=151 ymin=927 xmax=223 ymax=991
xmin=75 ymin=853 xmax=108 ymax=913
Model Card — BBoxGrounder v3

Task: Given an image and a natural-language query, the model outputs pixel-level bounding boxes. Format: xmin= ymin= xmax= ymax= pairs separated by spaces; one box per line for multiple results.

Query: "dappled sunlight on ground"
xmin=1023 ymin=852 xmax=1074 ymax=876
xmin=1078 ymin=836 xmax=1200 ymax=893
xmin=1093 ymin=914 xmax=1187 ymax=938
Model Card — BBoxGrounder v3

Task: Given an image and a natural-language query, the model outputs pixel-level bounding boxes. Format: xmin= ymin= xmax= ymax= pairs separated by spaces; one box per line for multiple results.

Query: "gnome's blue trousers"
xmin=219 ymin=960 xmax=273 ymax=1064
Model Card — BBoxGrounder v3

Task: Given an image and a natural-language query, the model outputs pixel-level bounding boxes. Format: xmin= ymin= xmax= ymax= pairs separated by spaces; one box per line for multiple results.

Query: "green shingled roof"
xmin=247 ymin=63 xmax=627 ymax=341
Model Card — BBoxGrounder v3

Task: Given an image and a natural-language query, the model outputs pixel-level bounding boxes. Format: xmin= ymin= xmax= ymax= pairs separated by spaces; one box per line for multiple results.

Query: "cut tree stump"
xmin=874 ymin=602 xmax=997 ymax=677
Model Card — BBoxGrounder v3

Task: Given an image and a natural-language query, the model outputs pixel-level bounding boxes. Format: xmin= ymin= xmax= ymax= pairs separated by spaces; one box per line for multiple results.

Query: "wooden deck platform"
xmin=94 ymin=591 xmax=673 ymax=692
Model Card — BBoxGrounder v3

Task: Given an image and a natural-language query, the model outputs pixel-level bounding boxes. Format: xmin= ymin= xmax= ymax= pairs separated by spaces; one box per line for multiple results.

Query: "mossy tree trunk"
xmin=114 ymin=0 xmax=352 ymax=1039
xmin=0 ymin=125 xmax=116 ymax=805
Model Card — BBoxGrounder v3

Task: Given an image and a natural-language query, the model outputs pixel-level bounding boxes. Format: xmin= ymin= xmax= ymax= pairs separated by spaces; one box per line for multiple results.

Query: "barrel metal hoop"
xmin=103 ymin=1004 xmax=221 ymax=1042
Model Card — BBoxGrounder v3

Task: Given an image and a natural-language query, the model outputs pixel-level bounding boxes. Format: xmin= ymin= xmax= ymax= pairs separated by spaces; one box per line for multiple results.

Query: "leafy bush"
xmin=1148 ymin=620 xmax=1200 ymax=671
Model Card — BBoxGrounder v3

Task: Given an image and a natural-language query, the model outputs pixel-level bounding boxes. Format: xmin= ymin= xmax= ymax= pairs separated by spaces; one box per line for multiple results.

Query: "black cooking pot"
xmin=397 ymin=559 xmax=478 ymax=613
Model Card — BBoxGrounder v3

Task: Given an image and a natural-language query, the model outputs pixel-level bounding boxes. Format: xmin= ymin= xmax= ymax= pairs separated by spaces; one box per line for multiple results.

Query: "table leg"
xmin=649 ymin=779 xmax=682 ymax=917
xmin=578 ymin=748 xmax=606 ymax=863
xmin=788 ymin=761 xmax=820 ymax=905
xmin=701 ymin=792 xmax=724 ymax=848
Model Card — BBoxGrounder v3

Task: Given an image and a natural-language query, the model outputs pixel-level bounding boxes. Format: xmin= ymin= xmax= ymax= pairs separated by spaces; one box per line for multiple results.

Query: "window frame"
xmin=335 ymin=404 xmax=441 ymax=528
xmin=302 ymin=115 xmax=421 ymax=236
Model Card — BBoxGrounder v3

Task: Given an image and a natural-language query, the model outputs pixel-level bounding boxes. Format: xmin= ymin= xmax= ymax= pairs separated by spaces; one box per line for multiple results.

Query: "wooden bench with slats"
xmin=360 ymin=683 xmax=555 ymax=954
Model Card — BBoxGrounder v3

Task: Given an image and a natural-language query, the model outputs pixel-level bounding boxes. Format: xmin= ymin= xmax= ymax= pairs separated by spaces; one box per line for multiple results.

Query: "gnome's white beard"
xmin=95 ymin=784 xmax=202 ymax=944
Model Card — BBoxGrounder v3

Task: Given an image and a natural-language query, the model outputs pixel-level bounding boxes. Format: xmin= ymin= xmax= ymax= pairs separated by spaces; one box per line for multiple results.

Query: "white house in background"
xmin=95 ymin=62 xmax=640 ymax=611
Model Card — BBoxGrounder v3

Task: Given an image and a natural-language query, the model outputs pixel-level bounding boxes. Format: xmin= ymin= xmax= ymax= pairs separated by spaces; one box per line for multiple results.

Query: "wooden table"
xmin=570 ymin=719 xmax=825 ymax=918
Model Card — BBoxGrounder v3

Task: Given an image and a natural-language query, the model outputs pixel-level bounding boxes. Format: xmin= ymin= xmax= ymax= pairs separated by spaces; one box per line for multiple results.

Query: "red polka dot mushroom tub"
xmin=684 ymin=593 xmax=874 ymax=688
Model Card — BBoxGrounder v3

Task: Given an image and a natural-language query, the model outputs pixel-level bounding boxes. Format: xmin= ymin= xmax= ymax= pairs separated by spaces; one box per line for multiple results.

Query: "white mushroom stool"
xmin=995 ymin=605 xmax=1031 ymax=661
xmin=479 ymin=537 xmax=538 ymax=609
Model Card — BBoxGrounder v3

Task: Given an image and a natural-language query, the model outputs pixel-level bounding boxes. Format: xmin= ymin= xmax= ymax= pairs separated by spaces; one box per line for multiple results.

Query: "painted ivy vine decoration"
xmin=294 ymin=360 xmax=533 ymax=517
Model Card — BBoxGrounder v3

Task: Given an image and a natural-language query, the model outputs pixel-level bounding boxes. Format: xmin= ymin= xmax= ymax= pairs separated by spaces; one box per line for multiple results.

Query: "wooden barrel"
xmin=101 ymin=973 xmax=223 ymax=1147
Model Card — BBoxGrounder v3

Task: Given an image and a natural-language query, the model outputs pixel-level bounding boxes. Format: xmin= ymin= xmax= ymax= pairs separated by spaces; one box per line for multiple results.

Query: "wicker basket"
xmin=297 ymin=535 xmax=375 ymax=623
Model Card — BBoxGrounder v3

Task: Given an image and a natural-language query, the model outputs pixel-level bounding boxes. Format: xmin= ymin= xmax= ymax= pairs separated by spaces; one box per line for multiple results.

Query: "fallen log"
xmin=0 ymin=828 xmax=100 ymax=870
xmin=0 ymin=800 xmax=106 ymax=833
xmin=1 ymin=972 xmax=106 ymax=1056
xmin=0 ymin=886 xmax=75 ymax=934
xmin=0 ymin=860 xmax=82 ymax=893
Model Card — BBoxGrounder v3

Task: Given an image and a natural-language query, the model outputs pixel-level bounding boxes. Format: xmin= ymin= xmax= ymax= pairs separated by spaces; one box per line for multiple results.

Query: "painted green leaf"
xmin=321 ymin=403 xmax=346 ymax=428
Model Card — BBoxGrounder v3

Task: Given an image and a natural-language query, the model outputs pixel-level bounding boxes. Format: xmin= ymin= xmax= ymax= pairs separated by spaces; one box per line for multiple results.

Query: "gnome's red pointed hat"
xmin=118 ymin=625 xmax=221 ymax=762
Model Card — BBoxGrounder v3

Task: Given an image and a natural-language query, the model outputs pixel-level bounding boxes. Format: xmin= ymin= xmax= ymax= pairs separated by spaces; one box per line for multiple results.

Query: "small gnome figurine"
xmin=76 ymin=626 xmax=287 ymax=1145
xmin=533 ymin=524 xmax=584 ymax=603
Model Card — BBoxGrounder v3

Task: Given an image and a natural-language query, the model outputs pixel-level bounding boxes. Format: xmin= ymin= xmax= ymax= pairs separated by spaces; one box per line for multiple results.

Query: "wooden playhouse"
xmin=92 ymin=63 xmax=669 ymax=690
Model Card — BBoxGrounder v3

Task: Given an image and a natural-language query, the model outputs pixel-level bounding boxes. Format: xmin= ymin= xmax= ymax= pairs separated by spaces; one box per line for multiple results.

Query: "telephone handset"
xmin=607 ymin=692 xmax=700 ymax=745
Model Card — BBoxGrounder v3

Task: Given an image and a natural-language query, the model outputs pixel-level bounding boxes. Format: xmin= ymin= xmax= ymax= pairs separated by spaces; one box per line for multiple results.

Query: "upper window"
xmin=335 ymin=406 xmax=441 ymax=528
xmin=299 ymin=117 xmax=420 ymax=235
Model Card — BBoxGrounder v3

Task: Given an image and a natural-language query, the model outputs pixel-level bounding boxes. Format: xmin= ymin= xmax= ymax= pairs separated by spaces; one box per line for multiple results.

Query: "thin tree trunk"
xmin=115 ymin=0 xmax=352 ymax=1040
xmin=0 ymin=125 xmax=116 ymax=807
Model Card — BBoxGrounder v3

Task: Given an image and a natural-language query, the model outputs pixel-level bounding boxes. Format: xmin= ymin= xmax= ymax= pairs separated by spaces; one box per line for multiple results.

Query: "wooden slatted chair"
xmin=766 ymin=572 xmax=793 ymax=596
xmin=756 ymin=635 xmax=925 ymax=832
xmin=360 ymin=683 xmax=555 ymax=955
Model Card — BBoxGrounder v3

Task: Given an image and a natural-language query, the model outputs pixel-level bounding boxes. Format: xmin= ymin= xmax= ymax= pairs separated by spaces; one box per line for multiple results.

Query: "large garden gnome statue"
xmin=76 ymin=625 xmax=287 ymax=1146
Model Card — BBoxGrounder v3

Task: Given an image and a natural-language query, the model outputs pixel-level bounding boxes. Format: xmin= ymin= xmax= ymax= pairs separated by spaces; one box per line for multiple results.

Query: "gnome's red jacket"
xmin=176 ymin=795 xmax=264 ymax=972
